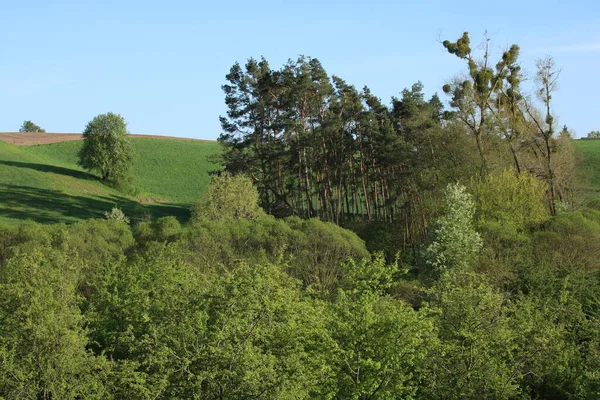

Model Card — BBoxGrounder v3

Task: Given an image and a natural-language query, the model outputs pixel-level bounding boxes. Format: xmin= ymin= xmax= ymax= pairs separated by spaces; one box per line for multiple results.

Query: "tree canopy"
xmin=78 ymin=112 xmax=135 ymax=187
xmin=19 ymin=120 xmax=45 ymax=132
xmin=588 ymin=130 xmax=600 ymax=138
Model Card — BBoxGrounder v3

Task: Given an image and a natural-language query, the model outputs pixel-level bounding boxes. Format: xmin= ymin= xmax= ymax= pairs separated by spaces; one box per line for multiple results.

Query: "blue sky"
xmin=1 ymin=0 xmax=599 ymax=139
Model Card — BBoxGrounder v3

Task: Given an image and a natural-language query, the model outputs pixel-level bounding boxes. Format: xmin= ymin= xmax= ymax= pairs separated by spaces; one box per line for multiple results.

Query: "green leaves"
xmin=78 ymin=112 xmax=135 ymax=189
xmin=191 ymin=172 xmax=265 ymax=223
xmin=425 ymin=183 xmax=482 ymax=272
xmin=18 ymin=120 xmax=45 ymax=133
xmin=474 ymin=169 xmax=550 ymax=233
xmin=0 ymin=247 xmax=110 ymax=398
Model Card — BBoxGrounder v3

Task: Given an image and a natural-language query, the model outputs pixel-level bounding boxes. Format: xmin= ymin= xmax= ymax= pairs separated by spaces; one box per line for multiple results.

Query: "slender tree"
xmin=523 ymin=56 xmax=561 ymax=215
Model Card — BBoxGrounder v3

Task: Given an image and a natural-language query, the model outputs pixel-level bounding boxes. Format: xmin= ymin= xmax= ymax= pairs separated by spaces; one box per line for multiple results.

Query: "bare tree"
xmin=524 ymin=55 xmax=561 ymax=215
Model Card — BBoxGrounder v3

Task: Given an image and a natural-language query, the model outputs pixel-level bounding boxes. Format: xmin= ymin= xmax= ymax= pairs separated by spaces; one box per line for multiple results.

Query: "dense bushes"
xmin=0 ymin=166 xmax=597 ymax=398
xmin=0 ymin=210 xmax=598 ymax=398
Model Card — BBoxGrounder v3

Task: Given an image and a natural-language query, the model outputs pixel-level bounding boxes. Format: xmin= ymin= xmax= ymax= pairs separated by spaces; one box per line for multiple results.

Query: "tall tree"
xmin=524 ymin=56 xmax=561 ymax=215
xmin=442 ymin=32 xmax=518 ymax=174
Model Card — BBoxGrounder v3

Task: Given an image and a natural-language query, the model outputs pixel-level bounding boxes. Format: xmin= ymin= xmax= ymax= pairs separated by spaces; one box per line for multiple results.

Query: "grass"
xmin=0 ymin=138 xmax=222 ymax=225
xmin=3 ymin=136 xmax=595 ymax=226
xmin=574 ymin=139 xmax=600 ymax=201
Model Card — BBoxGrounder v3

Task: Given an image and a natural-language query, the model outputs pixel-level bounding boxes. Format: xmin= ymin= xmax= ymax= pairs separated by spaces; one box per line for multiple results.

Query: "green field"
xmin=0 ymin=138 xmax=222 ymax=225
xmin=0 ymin=137 xmax=597 ymax=226
xmin=574 ymin=139 xmax=600 ymax=201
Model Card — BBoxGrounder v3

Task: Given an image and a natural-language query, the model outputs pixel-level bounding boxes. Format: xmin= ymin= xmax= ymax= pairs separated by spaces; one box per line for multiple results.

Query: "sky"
xmin=1 ymin=0 xmax=599 ymax=139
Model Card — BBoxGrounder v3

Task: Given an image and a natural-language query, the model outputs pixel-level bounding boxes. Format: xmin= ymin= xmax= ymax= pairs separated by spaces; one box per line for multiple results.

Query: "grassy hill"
xmin=1 ymin=136 xmax=598 ymax=226
xmin=0 ymin=138 xmax=222 ymax=225
xmin=574 ymin=139 xmax=600 ymax=201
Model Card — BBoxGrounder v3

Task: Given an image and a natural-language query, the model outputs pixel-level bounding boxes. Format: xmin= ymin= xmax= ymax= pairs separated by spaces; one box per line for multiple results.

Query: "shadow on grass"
xmin=0 ymin=184 xmax=191 ymax=225
xmin=0 ymin=160 xmax=96 ymax=181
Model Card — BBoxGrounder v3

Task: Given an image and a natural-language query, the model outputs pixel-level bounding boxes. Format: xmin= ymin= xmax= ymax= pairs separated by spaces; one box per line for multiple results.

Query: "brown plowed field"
xmin=0 ymin=132 xmax=215 ymax=146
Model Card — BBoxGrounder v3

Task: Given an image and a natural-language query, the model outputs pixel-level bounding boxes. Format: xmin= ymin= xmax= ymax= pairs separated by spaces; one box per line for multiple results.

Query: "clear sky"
xmin=1 ymin=0 xmax=599 ymax=139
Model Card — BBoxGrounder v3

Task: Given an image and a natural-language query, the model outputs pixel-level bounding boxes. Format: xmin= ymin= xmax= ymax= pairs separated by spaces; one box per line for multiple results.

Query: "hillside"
xmin=0 ymin=135 xmax=222 ymax=225
xmin=574 ymin=138 xmax=600 ymax=201
xmin=0 ymin=135 xmax=597 ymax=226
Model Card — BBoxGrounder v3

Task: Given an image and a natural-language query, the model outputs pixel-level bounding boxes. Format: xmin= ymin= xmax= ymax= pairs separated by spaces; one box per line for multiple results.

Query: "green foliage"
xmin=422 ymin=270 xmax=591 ymax=399
xmin=134 ymin=216 xmax=182 ymax=246
xmin=191 ymin=172 xmax=265 ymax=222
xmin=19 ymin=120 xmax=45 ymax=132
xmin=181 ymin=215 xmax=369 ymax=294
xmin=78 ymin=112 xmax=135 ymax=187
xmin=0 ymin=247 xmax=109 ymax=398
xmin=86 ymin=244 xmax=333 ymax=398
xmin=423 ymin=271 xmax=522 ymax=398
xmin=424 ymin=183 xmax=482 ymax=272
xmin=474 ymin=168 xmax=550 ymax=233
xmin=329 ymin=256 xmax=433 ymax=399
xmin=575 ymin=139 xmax=600 ymax=201
xmin=104 ymin=206 xmax=130 ymax=224
xmin=284 ymin=217 xmax=370 ymax=293
xmin=588 ymin=130 xmax=600 ymax=138
xmin=0 ymin=136 xmax=221 ymax=225
xmin=533 ymin=208 xmax=600 ymax=274
xmin=0 ymin=207 xmax=599 ymax=397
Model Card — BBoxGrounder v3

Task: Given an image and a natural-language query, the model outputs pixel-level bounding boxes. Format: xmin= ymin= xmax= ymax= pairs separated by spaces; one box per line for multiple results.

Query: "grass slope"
xmin=0 ymin=138 xmax=222 ymax=225
xmin=574 ymin=139 xmax=600 ymax=201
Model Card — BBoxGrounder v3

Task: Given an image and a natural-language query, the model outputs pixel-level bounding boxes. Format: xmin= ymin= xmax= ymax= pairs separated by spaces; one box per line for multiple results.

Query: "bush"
xmin=191 ymin=173 xmax=264 ymax=222
xmin=424 ymin=183 xmax=482 ymax=272
xmin=104 ymin=206 xmax=130 ymax=224
xmin=473 ymin=168 xmax=549 ymax=233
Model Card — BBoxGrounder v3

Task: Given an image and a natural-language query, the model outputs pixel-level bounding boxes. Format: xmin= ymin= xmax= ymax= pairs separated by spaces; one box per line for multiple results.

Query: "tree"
xmin=191 ymin=172 xmax=265 ymax=222
xmin=442 ymin=33 xmax=506 ymax=173
xmin=588 ymin=130 xmax=600 ymax=138
xmin=328 ymin=255 xmax=434 ymax=398
xmin=442 ymin=33 xmax=526 ymax=175
xmin=523 ymin=56 xmax=562 ymax=215
xmin=78 ymin=112 xmax=135 ymax=185
xmin=424 ymin=183 xmax=482 ymax=272
xmin=474 ymin=168 xmax=550 ymax=234
xmin=0 ymin=247 xmax=109 ymax=398
xmin=19 ymin=120 xmax=45 ymax=133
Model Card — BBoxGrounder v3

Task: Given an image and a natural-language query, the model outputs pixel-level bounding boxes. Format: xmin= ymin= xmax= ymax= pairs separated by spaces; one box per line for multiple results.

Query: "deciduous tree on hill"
xmin=19 ymin=120 xmax=45 ymax=133
xmin=78 ymin=112 xmax=135 ymax=187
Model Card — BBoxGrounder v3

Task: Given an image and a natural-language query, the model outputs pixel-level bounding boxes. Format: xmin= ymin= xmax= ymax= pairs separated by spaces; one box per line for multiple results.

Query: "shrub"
xmin=104 ymin=206 xmax=130 ymax=224
xmin=191 ymin=173 xmax=264 ymax=222
xmin=473 ymin=168 xmax=550 ymax=233
xmin=424 ymin=183 xmax=482 ymax=272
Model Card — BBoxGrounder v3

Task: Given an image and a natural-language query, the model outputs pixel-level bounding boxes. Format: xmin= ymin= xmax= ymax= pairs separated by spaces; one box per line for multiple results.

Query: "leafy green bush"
xmin=473 ymin=168 xmax=549 ymax=233
xmin=19 ymin=120 xmax=45 ymax=133
xmin=104 ymin=206 xmax=130 ymax=224
xmin=191 ymin=173 xmax=264 ymax=222
xmin=424 ymin=183 xmax=482 ymax=273
xmin=181 ymin=215 xmax=369 ymax=294
xmin=134 ymin=216 xmax=182 ymax=246
xmin=0 ymin=246 xmax=109 ymax=398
